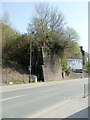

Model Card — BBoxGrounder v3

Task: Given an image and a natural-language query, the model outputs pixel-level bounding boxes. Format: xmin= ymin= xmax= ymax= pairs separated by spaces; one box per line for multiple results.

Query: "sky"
xmin=1 ymin=2 xmax=88 ymax=52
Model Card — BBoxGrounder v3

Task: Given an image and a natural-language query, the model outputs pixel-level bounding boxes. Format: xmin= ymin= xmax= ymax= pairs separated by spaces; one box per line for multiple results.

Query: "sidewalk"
xmin=35 ymin=96 xmax=88 ymax=118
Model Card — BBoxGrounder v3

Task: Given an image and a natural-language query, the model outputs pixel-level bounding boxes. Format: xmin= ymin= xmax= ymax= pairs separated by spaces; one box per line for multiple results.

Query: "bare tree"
xmin=28 ymin=4 xmax=65 ymax=33
xmin=34 ymin=3 xmax=65 ymax=31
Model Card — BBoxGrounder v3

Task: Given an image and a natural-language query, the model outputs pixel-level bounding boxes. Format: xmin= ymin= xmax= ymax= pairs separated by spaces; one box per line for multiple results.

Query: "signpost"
xmin=28 ymin=31 xmax=36 ymax=83
xmin=28 ymin=65 xmax=32 ymax=83
xmin=28 ymin=65 xmax=32 ymax=71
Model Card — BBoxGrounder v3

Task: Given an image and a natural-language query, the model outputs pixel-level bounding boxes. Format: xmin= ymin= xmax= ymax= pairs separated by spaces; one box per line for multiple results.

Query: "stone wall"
xmin=1 ymin=67 xmax=29 ymax=84
xmin=65 ymin=73 xmax=88 ymax=79
xmin=42 ymin=50 xmax=62 ymax=81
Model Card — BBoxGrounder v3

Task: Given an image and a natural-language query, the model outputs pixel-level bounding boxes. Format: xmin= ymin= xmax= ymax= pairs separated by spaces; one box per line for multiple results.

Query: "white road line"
xmin=40 ymin=88 xmax=59 ymax=93
xmin=0 ymin=94 xmax=26 ymax=101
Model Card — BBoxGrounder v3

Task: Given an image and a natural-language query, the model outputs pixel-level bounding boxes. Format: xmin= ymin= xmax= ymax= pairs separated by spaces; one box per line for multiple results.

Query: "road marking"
xmin=2 ymin=78 xmax=88 ymax=92
xmin=0 ymin=79 xmax=87 ymax=93
xmin=2 ymin=84 xmax=60 ymax=93
xmin=0 ymin=94 xmax=26 ymax=101
xmin=27 ymin=95 xmax=81 ymax=118
xmin=40 ymin=88 xmax=59 ymax=93
xmin=2 ymin=83 xmax=60 ymax=93
xmin=28 ymin=98 xmax=71 ymax=118
xmin=64 ymin=97 xmax=66 ymax=99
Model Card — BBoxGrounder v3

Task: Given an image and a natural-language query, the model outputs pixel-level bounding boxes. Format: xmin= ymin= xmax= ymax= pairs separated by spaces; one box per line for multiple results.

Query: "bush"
xmin=65 ymin=67 xmax=72 ymax=76
xmin=61 ymin=58 xmax=72 ymax=75
xmin=83 ymin=61 xmax=90 ymax=73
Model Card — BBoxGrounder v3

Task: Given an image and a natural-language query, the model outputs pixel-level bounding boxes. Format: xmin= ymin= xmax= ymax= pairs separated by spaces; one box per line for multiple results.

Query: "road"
xmin=0 ymin=78 xmax=88 ymax=118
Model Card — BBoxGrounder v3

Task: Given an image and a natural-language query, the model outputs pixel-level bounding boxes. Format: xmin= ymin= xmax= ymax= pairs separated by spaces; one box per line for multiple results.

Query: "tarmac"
xmin=1 ymin=78 xmax=89 ymax=119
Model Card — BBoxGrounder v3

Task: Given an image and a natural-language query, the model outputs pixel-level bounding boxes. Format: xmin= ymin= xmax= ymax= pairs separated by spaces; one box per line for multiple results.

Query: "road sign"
xmin=28 ymin=65 xmax=32 ymax=71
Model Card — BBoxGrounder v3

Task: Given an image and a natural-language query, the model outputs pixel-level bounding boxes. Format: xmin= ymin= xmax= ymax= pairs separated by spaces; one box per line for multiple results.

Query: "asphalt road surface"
xmin=1 ymin=78 xmax=88 ymax=118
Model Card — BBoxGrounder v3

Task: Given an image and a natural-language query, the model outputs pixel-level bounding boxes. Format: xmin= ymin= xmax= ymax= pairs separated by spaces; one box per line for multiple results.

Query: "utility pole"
xmin=29 ymin=31 xmax=35 ymax=83
xmin=29 ymin=41 xmax=32 ymax=83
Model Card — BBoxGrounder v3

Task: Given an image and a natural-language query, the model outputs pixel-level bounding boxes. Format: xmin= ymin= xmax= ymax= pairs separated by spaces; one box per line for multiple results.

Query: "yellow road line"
xmin=28 ymin=95 xmax=81 ymax=118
